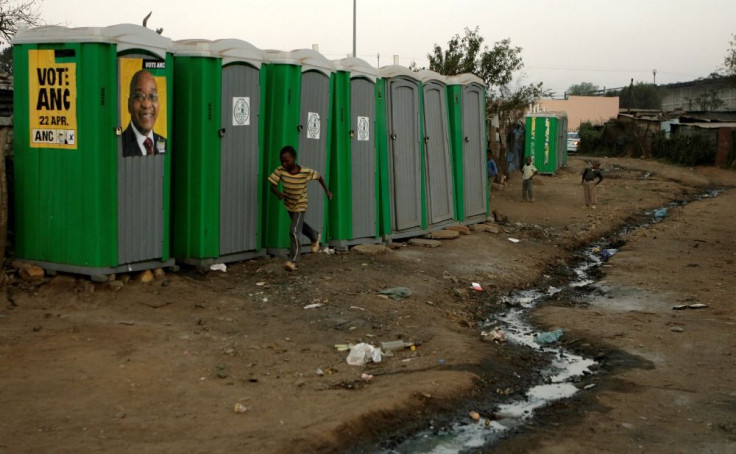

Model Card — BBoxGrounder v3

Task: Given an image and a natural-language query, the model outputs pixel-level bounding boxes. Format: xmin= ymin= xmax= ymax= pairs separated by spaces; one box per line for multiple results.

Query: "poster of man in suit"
xmin=119 ymin=58 xmax=168 ymax=157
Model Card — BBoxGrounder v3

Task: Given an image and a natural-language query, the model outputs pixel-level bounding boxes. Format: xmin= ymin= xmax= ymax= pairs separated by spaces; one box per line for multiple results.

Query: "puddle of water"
xmin=382 ymin=191 xmax=724 ymax=453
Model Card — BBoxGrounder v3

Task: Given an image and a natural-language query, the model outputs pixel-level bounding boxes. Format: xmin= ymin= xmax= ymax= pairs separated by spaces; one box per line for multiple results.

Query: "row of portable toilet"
xmin=525 ymin=112 xmax=568 ymax=174
xmin=11 ymin=24 xmax=487 ymax=279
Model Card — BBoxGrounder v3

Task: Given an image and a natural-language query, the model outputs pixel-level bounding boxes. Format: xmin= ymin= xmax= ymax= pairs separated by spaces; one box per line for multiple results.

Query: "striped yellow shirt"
xmin=268 ymin=166 xmax=320 ymax=212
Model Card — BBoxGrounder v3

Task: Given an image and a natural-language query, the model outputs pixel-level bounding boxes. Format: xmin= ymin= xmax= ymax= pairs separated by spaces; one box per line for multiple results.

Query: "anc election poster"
xmin=28 ymin=49 xmax=78 ymax=149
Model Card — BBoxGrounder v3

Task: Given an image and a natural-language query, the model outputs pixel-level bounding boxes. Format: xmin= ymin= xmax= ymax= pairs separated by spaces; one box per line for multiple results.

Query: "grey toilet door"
xmin=297 ymin=70 xmax=330 ymax=244
xmin=462 ymin=84 xmax=487 ymax=219
xmin=117 ymin=54 xmax=165 ymax=265
xmin=422 ymin=80 xmax=454 ymax=225
xmin=220 ymin=63 xmax=260 ymax=255
xmin=387 ymin=77 xmax=421 ymax=232
xmin=350 ymin=77 xmax=376 ymax=240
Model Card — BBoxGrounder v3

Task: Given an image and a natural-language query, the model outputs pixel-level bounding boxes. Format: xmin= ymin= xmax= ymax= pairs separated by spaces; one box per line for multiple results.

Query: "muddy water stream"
xmin=383 ymin=191 xmax=721 ymax=453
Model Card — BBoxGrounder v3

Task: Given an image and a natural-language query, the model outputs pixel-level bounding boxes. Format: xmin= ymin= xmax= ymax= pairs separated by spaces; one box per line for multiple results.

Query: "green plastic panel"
xmin=13 ymin=42 xmax=118 ymax=266
xmin=261 ymin=63 xmax=301 ymax=251
xmin=172 ymin=56 xmax=222 ymax=259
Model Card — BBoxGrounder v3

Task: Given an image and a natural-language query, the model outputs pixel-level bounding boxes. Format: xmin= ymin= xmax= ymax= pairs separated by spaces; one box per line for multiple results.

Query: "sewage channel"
xmin=381 ymin=189 xmax=722 ymax=454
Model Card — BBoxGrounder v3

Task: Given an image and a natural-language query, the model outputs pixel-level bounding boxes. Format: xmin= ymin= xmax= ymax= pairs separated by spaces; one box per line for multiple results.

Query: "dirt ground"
xmin=1 ymin=155 xmax=735 ymax=453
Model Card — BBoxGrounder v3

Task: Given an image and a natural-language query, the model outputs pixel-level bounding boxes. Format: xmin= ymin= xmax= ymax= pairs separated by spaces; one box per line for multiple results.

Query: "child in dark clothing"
xmin=581 ymin=161 xmax=604 ymax=208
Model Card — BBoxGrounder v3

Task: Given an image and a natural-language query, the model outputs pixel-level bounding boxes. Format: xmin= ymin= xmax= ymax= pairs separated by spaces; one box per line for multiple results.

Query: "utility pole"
xmin=653 ymin=68 xmax=657 ymax=85
xmin=352 ymin=0 xmax=356 ymax=58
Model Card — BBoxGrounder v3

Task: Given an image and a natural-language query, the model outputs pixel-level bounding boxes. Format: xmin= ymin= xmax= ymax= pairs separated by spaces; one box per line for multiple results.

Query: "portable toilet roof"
xmin=415 ymin=69 xmax=448 ymax=84
xmin=172 ymin=39 xmax=218 ymax=57
xmin=378 ymin=65 xmax=420 ymax=81
xmin=332 ymin=57 xmax=379 ymax=82
xmin=210 ymin=39 xmax=264 ymax=68
xmin=263 ymin=49 xmax=300 ymax=65
xmin=446 ymin=73 xmax=484 ymax=86
xmin=290 ymin=48 xmax=335 ymax=76
xmin=14 ymin=24 xmax=172 ymax=58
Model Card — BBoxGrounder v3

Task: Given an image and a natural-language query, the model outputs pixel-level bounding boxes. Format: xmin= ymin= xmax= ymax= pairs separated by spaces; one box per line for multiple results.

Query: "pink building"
xmin=529 ymin=95 xmax=619 ymax=132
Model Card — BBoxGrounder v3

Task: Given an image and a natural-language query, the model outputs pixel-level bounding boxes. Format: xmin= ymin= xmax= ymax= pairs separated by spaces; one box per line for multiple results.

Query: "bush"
xmin=652 ymin=134 xmax=715 ymax=167
xmin=578 ymin=122 xmax=604 ymax=154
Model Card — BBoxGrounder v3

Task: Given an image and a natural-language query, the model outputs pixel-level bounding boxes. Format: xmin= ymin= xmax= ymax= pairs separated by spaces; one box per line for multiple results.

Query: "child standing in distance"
xmin=269 ymin=146 xmax=333 ymax=272
xmin=581 ymin=160 xmax=604 ymax=209
xmin=521 ymin=156 xmax=538 ymax=202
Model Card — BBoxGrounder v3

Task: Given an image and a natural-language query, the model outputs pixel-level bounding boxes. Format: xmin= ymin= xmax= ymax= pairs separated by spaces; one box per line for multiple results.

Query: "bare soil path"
xmin=1 ymin=156 xmax=734 ymax=453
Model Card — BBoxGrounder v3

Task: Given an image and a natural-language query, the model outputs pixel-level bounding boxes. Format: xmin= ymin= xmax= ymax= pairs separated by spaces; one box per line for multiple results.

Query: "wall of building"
xmin=660 ymin=81 xmax=736 ymax=112
xmin=528 ymin=95 xmax=619 ymax=131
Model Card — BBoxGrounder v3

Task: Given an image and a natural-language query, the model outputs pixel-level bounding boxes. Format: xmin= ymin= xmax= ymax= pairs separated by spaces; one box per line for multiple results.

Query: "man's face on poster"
xmin=128 ymin=70 xmax=159 ymax=135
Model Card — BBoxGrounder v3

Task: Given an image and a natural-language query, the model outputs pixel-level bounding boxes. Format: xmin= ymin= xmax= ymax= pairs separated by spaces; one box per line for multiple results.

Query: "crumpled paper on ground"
xmin=346 ymin=343 xmax=383 ymax=366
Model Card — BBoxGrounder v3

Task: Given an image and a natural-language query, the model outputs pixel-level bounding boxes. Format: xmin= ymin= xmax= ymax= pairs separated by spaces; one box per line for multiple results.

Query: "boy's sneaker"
xmin=311 ymin=233 xmax=321 ymax=254
xmin=284 ymin=261 xmax=297 ymax=272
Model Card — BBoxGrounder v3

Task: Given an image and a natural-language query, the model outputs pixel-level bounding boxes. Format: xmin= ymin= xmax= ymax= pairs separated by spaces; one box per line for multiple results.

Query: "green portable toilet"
xmin=447 ymin=74 xmax=487 ymax=224
xmin=171 ymin=39 xmax=264 ymax=266
xmin=416 ymin=70 xmax=455 ymax=231
xmin=261 ymin=49 xmax=334 ymax=256
xmin=12 ymin=24 xmax=174 ymax=280
xmin=328 ymin=58 xmax=381 ymax=249
xmin=525 ymin=112 xmax=568 ymax=175
xmin=378 ymin=65 xmax=427 ymax=240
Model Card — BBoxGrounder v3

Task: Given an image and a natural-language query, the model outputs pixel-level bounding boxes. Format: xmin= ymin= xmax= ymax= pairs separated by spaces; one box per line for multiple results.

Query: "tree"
xmin=0 ymin=0 xmax=43 ymax=45
xmin=426 ymin=27 xmax=549 ymax=176
xmin=725 ymin=33 xmax=736 ymax=77
xmin=607 ymin=82 xmax=662 ymax=110
xmin=567 ymin=82 xmax=600 ymax=96
xmin=0 ymin=45 xmax=11 ymax=74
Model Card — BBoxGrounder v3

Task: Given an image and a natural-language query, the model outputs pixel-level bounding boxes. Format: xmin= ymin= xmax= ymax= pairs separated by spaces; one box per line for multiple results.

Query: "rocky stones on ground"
xmin=426 ymin=230 xmax=461 ymax=240
xmin=136 ymin=270 xmax=155 ymax=283
xmin=444 ymin=225 xmax=471 ymax=235
xmin=470 ymin=223 xmax=500 ymax=234
xmin=352 ymin=244 xmax=392 ymax=255
xmin=107 ymin=280 xmax=124 ymax=292
xmin=153 ymin=268 xmax=166 ymax=279
xmin=408 ymin=238 xmax=441 ymax=248
xmin=14 ymin=262 xmax=45 ymax=282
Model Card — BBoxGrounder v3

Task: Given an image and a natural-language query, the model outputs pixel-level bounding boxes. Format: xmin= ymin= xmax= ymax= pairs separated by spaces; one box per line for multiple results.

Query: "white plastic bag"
xmin=346 ymin=343 xmax=383 ymax=366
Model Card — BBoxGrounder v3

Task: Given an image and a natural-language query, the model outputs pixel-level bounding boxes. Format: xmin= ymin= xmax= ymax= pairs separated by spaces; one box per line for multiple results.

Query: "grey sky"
xmin=40 ymin=0 xmax=735 ymax=97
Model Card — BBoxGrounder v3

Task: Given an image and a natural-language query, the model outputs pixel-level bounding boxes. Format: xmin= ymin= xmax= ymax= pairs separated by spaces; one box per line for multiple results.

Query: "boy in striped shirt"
xmin=269 ymin=146 xmax=333 ymax=271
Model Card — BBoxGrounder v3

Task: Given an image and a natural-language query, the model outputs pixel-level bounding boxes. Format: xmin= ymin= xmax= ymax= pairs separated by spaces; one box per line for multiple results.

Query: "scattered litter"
xmin=380 ymin=340 xmax=412 ymax=353
xmin=438 ymin=358 xmax=446 ymax=366
xmin=255 ymin=282 xmax=266 ymax=286
xmin=654 ymin=208 xmax=668 ymax=219
xmin=481 ymin=328 xmax=507 ymax=343
xmin=210 ymin=263 xmax=227 ymax=272
xmin=673 ymin=303 xmax=708 ymax=310
xmin=671 ymin=327 xmax=684 ymax=333
xmin=303 ymin=303 xmax=322 ymax=309
xmin=469 ymin=411 xmax=481 ymax=421
xmin=321 ymin=247 xmax=335 ymax=255
xmin=360 ymin=373 xmax=373 ymax=382
xmin=508 ymin=238 xmax=520 ymax=243
xmin=315 ymin=368 xmax=325 ymax=376
xmin=534 ymin=329 xmax=564 ymax=345
xmin=346 ymin=343 xmax=383 ymax=366
xmin=471 ymin=282 xmax=483 ymax=291
xmin=233 ymin=403 xmax=248 ymax=414
xmin=584 ymin=383 xmax=596 ymax=390
xmin=334 ymin=344 xmax=353 ymax=351
xmin=377 ymin=287 xmax=412 ymax=300
xmin=350 ymin=306 xmax=366 ymax=311
xmin=599 ymin=248 xmax=618 ymax=260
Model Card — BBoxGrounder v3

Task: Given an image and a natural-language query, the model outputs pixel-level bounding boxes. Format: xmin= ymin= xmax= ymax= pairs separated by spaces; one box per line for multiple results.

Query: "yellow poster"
xmin=28 ymin=49 xmax=77 ymax=149
xmin=119 ymin=57 xmax=168 ymax=157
